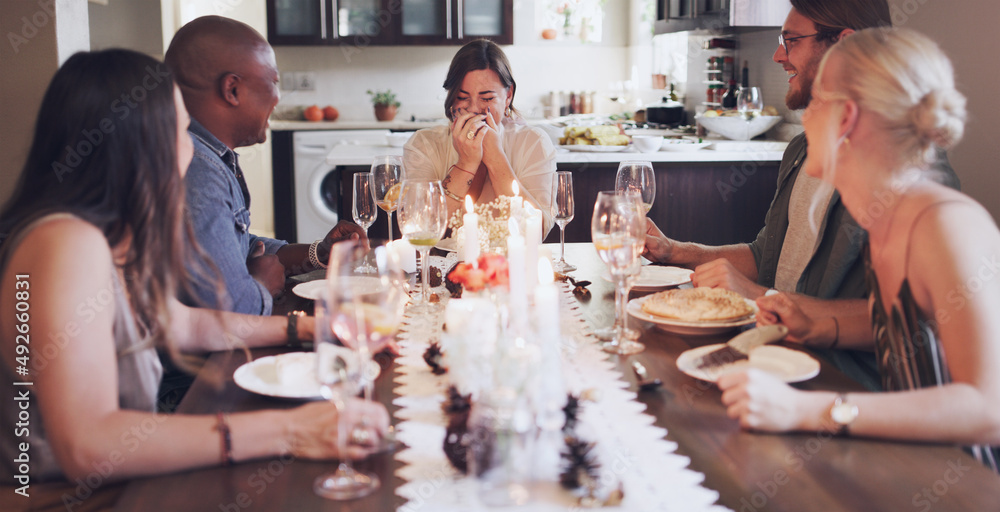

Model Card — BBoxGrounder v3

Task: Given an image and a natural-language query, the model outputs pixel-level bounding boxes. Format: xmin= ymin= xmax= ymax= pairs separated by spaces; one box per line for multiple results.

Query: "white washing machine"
xmin=292 ymin=129 xmax=390 ymax=243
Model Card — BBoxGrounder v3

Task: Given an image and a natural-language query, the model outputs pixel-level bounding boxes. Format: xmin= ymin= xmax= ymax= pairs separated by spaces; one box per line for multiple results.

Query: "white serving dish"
xmin=695 ymin=115 xmax=782 ymax=141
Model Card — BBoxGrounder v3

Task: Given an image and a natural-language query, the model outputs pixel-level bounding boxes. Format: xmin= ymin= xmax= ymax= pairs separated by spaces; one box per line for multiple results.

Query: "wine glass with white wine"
xmin=591 ymin=191 xmax=646 ymax=355
xmin=737 ymin=86 xmax=763 ymax=140
xmin=372 ymin=155 xmax=404 ymax=240
xmin=397 ymin=179 xmax=448 ymax=314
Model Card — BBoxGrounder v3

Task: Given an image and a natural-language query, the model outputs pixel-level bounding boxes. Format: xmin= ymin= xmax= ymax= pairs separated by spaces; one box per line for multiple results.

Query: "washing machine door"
xmin=303 ymin=164 xmax=341 ymax=241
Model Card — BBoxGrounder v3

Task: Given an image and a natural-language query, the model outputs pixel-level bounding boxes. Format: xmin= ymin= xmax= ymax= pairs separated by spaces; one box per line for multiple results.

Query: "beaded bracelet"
xmin=308 ymin=240 xmax=326 ymax=269
xmin=215 ymin=412 xmax=234 ymax=466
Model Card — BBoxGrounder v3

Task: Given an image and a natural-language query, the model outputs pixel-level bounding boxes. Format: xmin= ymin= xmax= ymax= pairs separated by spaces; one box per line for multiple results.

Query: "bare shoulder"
xmin=5 ymin=217 xmax=112 ymax=281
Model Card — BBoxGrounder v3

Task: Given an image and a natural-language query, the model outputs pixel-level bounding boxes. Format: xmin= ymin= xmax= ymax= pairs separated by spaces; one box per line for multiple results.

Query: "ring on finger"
xmin=466 ymin=130 xmax=475 ymax=140
xmin=350 ymin=427 xmax=373 ymax=445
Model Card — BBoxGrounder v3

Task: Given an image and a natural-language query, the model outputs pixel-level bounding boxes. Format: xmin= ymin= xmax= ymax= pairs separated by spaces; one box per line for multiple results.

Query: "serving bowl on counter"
xmin=631 ymin=135 xmax=664 ymax=153
xmin=661 ymin=138 xmax=712 ymax=152
xmin=695 ymin=115 xmax=782 ymax=141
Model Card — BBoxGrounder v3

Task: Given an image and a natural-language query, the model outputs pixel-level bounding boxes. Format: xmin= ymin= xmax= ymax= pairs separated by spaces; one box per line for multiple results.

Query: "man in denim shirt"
xmin=166 ymin=16 xmax=364 ymax=316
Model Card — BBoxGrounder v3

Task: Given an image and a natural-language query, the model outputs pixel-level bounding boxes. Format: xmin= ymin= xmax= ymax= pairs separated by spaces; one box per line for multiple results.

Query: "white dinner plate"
xmin=661 ymin=139 xmax=712 ymax=152
xmin=233 ymin=350 xmax=380 ymax=400
xmin=435 ymin=237 xmax=457 ymax=253
xmin=292 ymin=276 xmax=386 ymax=301
xmin=291 ymin=280 xmax=325 ymax=300
xmin=626 ymin=294 xmax=757 ymax=335
xmin=601 ymin=265 xmax=694 ymax=291
xmin=559 ymin=144 xmax=629 ymax=153
xmin=676 ymin=344 xmax=820 ymax=383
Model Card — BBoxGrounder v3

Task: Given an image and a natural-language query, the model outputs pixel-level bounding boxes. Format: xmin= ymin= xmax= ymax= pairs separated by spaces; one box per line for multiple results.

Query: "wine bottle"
xmin=722 ymin=79 xmax=738 ymax=109
xmin=741 ymin=60 xmax=749 ymax=89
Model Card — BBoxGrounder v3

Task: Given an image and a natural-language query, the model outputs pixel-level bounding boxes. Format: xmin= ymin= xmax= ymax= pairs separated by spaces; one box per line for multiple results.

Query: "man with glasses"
xmin=644 ymin=0 xmax=957 ymax=390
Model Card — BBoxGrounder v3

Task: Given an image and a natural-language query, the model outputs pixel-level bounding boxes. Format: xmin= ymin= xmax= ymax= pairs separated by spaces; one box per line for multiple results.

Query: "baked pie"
xmin=641 ymin=287 xmax=754 ymax=322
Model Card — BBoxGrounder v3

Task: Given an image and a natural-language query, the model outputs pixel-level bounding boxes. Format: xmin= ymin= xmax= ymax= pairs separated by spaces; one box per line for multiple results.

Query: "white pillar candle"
xmin=387 ymin=239 xmax=416 ymax=273
xmin=509 ymin=180 xmax=523 ymax=222
xmin=507 ymin=218 xmax=527 ymax=334
xmin=463 ymin=195 xmax=480 ymax=266
xmin=525 ymin=205 xmax=542 ymax=292
xmin=533 ymin=256 xmax=560 ymax=344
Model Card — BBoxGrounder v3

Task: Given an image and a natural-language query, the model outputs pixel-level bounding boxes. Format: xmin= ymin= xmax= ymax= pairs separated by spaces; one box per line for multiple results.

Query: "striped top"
xmin=866 ymin=207 xmax=999 ymax=473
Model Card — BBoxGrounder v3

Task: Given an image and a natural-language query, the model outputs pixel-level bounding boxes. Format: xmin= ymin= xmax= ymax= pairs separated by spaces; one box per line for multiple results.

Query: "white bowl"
xmin=631 ymin=135 xmax=664 ymax=153
xmin=695 ymin=115 xmax=782 ymax=141
xmin=661 ymin=138 xmax=712 ymax=152
xmin=386 ymin=132 xmax=413 ymax=147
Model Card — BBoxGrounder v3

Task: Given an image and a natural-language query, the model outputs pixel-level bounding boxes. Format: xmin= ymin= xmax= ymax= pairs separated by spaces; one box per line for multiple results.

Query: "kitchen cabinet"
xmin=655 ymin=0 xmax=788 ymax=34
xmin=266 ymin=0 xmax=512 ymax=46
xmin=396 ymin=0 xmax=513 ymax=45
xmin=543 ymin=161 xmax=779 ymax=246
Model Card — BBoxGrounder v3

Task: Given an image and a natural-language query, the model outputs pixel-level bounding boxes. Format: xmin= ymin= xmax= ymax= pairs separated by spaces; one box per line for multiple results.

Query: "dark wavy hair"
xmin=791 ymin=0 xmax=892 ymax=45
xmin=443 ymin=39 xmax=519 ymax=121
xmin=0 ymin=49 xmax=203 ymax=349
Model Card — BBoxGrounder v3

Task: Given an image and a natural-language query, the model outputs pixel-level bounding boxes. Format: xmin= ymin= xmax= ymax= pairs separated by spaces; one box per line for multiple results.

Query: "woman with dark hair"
xmin=0 ymin=49 xmax=386 ymax=505
xmin=404 ymin=39 xmax=556 ymax=233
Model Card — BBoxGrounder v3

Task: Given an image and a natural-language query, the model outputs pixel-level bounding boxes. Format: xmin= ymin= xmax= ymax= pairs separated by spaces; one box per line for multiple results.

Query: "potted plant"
xmin=367 ymin=89 xmax=400 ymax=121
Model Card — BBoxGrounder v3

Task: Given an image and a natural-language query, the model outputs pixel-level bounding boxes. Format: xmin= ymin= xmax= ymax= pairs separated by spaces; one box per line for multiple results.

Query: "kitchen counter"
xmin=323 ymin=140 xmax=787 ymax=166
xmin=270 ymin=119 xmax=446 ymax=131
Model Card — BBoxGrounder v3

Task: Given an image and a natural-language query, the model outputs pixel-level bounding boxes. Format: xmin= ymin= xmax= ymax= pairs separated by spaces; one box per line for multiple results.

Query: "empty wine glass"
xmin=352 ymin=173 xmax=377 ymax=273
xmin=592 ymin=191 xmax=646 ymax=355
xmin=615 ymin=161 xmax=656 ymax=213
xmin=372 ymin=155 xmax=404 ymax=240
xmin=737 ymin=86 xmax=763 ymax=140
xmin=313 ymin=239 xmax=406 ymax=500
xmin=397 ymin=179 xmax=448 ymax=314
xmin=551 ymin=171 xmax=576 ymax=273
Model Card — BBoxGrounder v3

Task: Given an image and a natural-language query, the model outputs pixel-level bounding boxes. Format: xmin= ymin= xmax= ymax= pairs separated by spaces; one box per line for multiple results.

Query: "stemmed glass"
xmin=737 ymin=86 xmax=763 ymax=140
xmin=615 ymin=161 xmax=656 ymax=213
xmin=397 ymin=179 xmax=448 ymax=314
xmin=352 ymin=173 xmax=377 ymax=273
xmin=372 ymin=155 xmax=404 ymax=240
xmin=314 ymin=239 xmax=406 ymax=500
xmin=551 ymin=171 xmax=576 ymax=273
xmin=592 ymin=191 xmax=646 ymax=355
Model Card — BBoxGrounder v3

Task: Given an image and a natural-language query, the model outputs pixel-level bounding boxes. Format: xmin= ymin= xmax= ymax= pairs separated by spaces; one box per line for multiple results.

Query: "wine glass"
xmin=736 ymin=86 xmax=763 ymax=140
xmin=591 ymin=191 xmax=646 ymax=355
xmin=397 ymin=179 xmax=448 ymax=314
xmin=352 ymin=173 xmax=377 ymax=273
xmin=615 ymin=161 xmax=655 ymax=213
xmin=372 ymin=155 xmax=404 ymax=240
xmin=551 ymin=171 xmax=576 ymax=273
xmin=314 ymin=239 xmax=406 ymax=500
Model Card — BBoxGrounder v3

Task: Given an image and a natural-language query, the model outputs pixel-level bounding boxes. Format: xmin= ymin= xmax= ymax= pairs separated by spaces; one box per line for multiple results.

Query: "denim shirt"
xmin=183 ymin=119 xmax=286 ymax=315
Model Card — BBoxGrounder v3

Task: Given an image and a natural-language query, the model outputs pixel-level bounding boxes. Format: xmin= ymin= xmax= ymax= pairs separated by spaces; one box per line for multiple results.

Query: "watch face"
xmin=831 ymin=402 xmax=858 ymax=425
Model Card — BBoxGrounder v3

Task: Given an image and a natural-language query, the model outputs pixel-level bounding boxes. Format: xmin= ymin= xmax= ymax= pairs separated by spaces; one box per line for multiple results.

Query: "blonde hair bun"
xmin=910 ymin=89 xmax=966 ymax=151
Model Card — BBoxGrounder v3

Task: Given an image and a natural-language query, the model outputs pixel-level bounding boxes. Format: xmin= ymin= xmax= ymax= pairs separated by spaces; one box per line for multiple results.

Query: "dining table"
xmin=113 ymin=243 xmax=1000 ymax=512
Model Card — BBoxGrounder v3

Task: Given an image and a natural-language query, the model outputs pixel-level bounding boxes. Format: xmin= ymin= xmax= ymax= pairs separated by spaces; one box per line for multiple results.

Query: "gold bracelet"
xmin=443 ymin=186 xmax=464 ymax=202
xmin=441 ymin=173 xmax=470 ymax=202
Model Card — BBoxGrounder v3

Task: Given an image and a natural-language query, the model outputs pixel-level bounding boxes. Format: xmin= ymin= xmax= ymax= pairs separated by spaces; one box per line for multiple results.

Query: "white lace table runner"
xmin=392 ymin=282 xmax=733 ymax=512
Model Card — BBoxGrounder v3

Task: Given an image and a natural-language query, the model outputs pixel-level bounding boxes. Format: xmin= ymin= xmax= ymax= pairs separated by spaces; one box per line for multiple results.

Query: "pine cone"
xmin=562 ymin=394 xmax=580 ymax=433
xmin=560 ymin=436 xmax=600 ymax=490
xmin=422 ymin=342 xmax=447 ymax=375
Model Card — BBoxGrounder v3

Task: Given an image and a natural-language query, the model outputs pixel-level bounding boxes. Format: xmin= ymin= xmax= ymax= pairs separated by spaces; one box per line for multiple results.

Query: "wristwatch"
xmin=829 ymin=393 xmax=859 ymax=435
xmin=287 ymin=310 xmax=306 ymax=348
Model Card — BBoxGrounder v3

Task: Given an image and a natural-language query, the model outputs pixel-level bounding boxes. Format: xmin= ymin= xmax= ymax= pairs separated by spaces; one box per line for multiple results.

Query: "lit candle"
xmin=463 ymin=195 xmax=480 ymax=266
xmin=507 ymin=218 xmax=527 ymax=335
xmin=509 ymin=180 xmax=523 ymax=221
xmin=525 ymin=205 xmax=542 ymax=292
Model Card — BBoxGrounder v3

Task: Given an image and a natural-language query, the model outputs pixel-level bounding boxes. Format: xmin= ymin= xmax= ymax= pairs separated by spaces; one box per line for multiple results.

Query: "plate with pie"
xmin=676 ymin=344 xmax=820 ymax=383
xmin=626 ymin=287 xmax=757 ymax=335
xmin=600 ymin=265 xmax=693 ymax=291
xmin=291 ymin=280 xmax=326 ymax=300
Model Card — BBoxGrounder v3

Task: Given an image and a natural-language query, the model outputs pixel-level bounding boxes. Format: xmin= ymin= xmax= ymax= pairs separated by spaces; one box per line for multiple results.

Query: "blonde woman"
xmin=719 ymin=28 xmax=1000 ymax=471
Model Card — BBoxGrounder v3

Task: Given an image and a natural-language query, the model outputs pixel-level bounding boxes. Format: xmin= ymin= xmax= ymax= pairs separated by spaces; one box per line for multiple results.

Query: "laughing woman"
xmin=0 ymin=50 xmax=386 ymax=509
xmin=718 ymin=28 xmax=1000 ymax=472
xmin=404 ymin=39 xmax=556 ymax=235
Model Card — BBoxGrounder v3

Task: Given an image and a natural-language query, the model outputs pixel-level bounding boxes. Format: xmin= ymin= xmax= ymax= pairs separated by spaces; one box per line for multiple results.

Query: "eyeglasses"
xmin=778 ymin=33 xmax=819 ymax=54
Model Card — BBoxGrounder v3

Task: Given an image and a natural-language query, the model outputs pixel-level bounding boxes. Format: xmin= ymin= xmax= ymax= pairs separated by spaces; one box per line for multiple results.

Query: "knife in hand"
xmin=693 ymin=325 xmax=789 ymax=370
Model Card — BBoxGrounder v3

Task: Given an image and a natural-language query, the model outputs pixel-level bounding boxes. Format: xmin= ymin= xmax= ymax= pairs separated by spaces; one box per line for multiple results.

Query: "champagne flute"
xmin=397 ymin=179 xmax=448 ymax=314
xmin=313 ymin=239 xmax=406 ymax=500
xmin=372 ymin=155 xmax=404 ymax=240
xmin=615 ymin=161 xmax=655 ymax=213
xmin=551 ymin=171 xmax=576 ymax=273
xmin=737 ymin=86 xmax=763 ymax=140
xmin=352 ymin=173 xmax=377 ymax=273
xmin=592 ymin=191 xmax=646 ymax=355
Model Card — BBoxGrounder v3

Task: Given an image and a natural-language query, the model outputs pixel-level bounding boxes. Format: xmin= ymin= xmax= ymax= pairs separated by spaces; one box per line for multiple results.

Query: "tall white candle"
xmin=507 ymin=218 xmax=527 ymax=335
xmin=387 ymin=239 xmax=416 ymax=273
xmin=509 ymin=180 xmax=523 ymax=222
xmin=463 ymin=195 xmax=480 ymax=266
xmin=533 ymin=256 xmax=560 ymax=344
xmin=525 ymin=205 xmax=542 ymax=292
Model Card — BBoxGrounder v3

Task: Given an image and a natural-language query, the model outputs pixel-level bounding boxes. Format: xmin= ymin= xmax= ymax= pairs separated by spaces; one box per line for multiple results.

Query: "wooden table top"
xmin=114 ymin=243 xmax=1000 ymax=512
